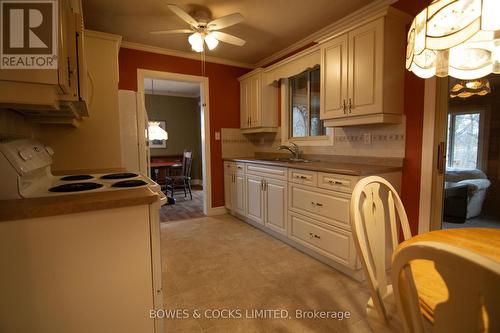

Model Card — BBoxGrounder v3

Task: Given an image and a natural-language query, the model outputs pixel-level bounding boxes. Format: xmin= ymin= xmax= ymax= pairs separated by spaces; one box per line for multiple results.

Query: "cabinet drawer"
xmin=224 ymin=161 xmax=234 ymax=174
xmin=235 ymin=163 xmax=246 ymax=174
xmin=288 ymin=169 xmax=317 ymax=186
xmin=289 ymin=212 xmax=356 ymax=268
xmin=317 ymin=173 xmax=357 ymax=193
xmin=289 ymin=183 xmax=350 ymax=230
xmin=246 ymin=163 xmax=287 ymax=180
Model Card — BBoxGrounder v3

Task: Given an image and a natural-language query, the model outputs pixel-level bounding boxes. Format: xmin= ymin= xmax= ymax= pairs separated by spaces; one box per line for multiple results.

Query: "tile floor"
xmin=160 ymin=214 xmax=402 ymax=332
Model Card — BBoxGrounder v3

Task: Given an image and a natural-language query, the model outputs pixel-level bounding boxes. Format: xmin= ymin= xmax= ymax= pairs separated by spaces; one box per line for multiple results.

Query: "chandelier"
xmin=450 ymin=78 xmax=491 ymax=98
xmin=406 ymin=0 xmax=500 ymax=79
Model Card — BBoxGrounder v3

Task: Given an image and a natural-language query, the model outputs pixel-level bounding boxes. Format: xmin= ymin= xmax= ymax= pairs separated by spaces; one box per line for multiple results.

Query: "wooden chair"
xmin=392 ymin=241 xmax=500 ymax=333
xmin=165 ymin=150 xmax=193 ymax=200
xmin=350 ymin=176 xmax=412 ymax=323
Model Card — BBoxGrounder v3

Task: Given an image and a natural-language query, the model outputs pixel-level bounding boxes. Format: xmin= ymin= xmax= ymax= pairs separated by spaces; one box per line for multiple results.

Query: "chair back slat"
xmin=392 ymin=241 xmax=500 ymax=333
xmin=350 ymin=176 xmax=412 ymax=323
xmin=181 ymin=150 xmax=193 ymax=178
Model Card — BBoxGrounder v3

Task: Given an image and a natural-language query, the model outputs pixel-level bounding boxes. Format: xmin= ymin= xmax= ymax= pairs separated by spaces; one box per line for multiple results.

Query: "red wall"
xmin=118 ymin=48 xmax=250 ymax=208
xmin=393 ymin=0 xmax=429 ymax=234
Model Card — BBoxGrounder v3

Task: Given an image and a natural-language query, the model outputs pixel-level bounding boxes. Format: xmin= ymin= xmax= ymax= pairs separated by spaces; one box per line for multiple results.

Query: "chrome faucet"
xmin=277 ymin=142 xmax=301 ymax=160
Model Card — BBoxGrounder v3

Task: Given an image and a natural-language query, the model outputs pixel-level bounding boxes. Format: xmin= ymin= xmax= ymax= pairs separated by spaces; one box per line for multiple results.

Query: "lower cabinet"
xmin=232 ymin=173 xmax=246 ymax=216
xmin=223 ymin=161 xmax=400 ymax=278
xmin=246 ymin=175 xmax=265 ymax=225
xmin=223 ymin=173 xmax=233 ymax=210
xmin=264 ymin=178 xmax=287 ymax=235
xmin=288 ymin=211 xmax=357 ymax=269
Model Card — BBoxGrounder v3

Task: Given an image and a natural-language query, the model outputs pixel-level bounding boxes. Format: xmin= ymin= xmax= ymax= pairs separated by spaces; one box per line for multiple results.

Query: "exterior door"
xmin=321 ymin=34 xmax=348 ymax=119
xmin=347 ymin=18 xmax=382 ymax=116
xmin=264 ymin=178 xmax=287 ymax=234
xmin=246 ymin=175 xmax=264 ymax=225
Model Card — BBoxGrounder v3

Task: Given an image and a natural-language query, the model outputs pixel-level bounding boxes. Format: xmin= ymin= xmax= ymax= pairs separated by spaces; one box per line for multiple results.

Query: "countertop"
xmin=224 ymin=157 xmax=402 ymax=176
xmin=0 ymin=168 xmax=159 ymax=222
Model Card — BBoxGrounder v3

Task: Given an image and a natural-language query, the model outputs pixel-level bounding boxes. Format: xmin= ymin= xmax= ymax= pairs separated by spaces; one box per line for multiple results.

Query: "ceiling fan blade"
xmin=211 ymin=31 xmax=246 ymax=46
xmin=150 ymin=29 xmax=192 ymax=35
xmin=208 ymin=13 xmax=244 ymax=30
xmin=167 ymin=4 xmax=198 ymax=26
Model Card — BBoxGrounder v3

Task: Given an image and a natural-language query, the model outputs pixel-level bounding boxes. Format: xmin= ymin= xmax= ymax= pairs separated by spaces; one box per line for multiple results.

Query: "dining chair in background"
xmin=392 ymin=241 xmax=500 ymax=333
xmin=165 ymin=150 xmax=193 ymax=200
xmin=350 ymin=176 xmax=413 ymax=324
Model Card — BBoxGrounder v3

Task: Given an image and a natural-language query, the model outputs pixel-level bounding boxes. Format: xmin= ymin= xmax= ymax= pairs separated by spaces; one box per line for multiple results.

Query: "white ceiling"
xmin=83 ymin=0 xmax=375 ymax=65
xmin=144 ymin=78 xmax=200 ymax=97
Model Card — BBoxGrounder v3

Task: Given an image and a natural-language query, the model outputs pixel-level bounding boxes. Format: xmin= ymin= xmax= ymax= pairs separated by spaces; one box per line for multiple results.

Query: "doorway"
xmin=420 ymin=75 xmax=500 ymax=231
xmin=137 ymin=69 xmax=212 ymax=219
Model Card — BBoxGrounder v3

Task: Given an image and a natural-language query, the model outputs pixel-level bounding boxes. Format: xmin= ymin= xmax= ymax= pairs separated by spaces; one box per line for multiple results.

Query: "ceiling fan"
xmin=150 ymin=4 xmax=246 ymax=52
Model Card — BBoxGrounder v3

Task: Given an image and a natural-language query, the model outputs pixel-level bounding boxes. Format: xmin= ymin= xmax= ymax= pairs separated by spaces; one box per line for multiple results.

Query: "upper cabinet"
xmin=238 ymin=69 xmax=278 ymax=134
xmin=321 ymin=11 xmax=408 ymax=127
xmin=0 ymin=0 xmax=88 ymax=126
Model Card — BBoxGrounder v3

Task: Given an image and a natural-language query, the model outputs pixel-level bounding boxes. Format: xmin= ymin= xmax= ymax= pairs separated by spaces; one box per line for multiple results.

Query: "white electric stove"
xmin=0 ymin=138 xmax=165 ymax=203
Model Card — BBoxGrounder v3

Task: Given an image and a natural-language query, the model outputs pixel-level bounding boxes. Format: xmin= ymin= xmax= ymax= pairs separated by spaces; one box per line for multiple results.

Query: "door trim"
xmin=418 ymin=77 xmax=449 ymax=233
xmin=136 ymin=69 xmax=212 ymax=216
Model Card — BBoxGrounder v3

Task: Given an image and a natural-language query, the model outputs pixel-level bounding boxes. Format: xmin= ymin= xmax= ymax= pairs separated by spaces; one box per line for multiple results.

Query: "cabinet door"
xmin=321 ymin=34 xmax=348 ymax=120
xmin=249 ymin=75 xmax=261 ymax=128
xmin=264 ymin=178 xmax=287 ymax=234
xmin=245 ymin=175 xmax=264 ymax=225
xmin=347 ymin=19 xmax=383 ymax=116
xmin=224 ymin=173 xmax=233 ymax=210
xmin=240 ymin=79 xmax=250 ymax=129
xmin=232 ymin=174 xmax=246 ymax=216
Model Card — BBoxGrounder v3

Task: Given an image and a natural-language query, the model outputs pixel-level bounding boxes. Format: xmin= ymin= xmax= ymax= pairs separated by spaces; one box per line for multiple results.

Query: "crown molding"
xmin=85 ymin=29 xmax=122 ymax=43
xmin=120 ymin=41 xmax=255 ymax=69
xmin=254 ymin=0 xmax=399 ymax=67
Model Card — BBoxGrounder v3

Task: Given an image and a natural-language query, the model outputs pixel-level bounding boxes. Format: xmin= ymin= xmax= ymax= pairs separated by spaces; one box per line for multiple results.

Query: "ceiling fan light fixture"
xmin=406 ymin=0 xmax=500 ymax=79
xmin=188 ymin=32 xmax=204 ymax=52
xmin=205 ymin=33 xmax=219 ymax=50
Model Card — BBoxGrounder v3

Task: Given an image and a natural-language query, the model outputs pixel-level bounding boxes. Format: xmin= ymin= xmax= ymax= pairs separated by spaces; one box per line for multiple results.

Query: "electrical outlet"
xmin=363 ymin=133 xmax=372 ymax=144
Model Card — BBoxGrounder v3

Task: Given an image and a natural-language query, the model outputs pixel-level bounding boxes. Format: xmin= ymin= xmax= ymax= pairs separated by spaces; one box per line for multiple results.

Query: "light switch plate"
xmin=215 ymin=132 xmax=221 ymax=141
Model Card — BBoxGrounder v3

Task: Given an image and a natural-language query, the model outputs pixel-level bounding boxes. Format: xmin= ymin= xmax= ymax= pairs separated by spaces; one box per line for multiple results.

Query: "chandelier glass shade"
xmin=188 ymin=32 xmax=219 ymax=52
xmin=406 ymin=0 xmax=500 ymax=79
xmin=450 ymin=78 xmax=491 ymax=98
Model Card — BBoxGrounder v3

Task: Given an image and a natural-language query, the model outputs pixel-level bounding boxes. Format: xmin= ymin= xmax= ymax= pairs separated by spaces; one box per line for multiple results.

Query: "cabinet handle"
xmin=309 ymin=232 xmax=321 ymax=240
xmin=328 ymin=180 xmax=342 ymax=185
xmin=348 ymin=98 xmax=352 ymax=113
xmin=342 ymin=100 xmax=346 ymax=114
xmin=261 ymin=180 xmax=264 ymax=191
xmin=296 ymin=175 xmax=307 ymax=179
xmin=311 ymin=201 xmax=323 ymax=207
xmin=264 ymin=180 xmax=267 ymax=191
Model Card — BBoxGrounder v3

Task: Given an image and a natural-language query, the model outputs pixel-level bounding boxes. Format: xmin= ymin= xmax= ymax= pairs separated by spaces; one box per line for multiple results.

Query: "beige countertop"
xmin=224 ymin=157 xmax=402 ymax=176
xmin=0 ymin=167 xmax=159 ymax=222
xmin=0 ymin=187 xmax=158 ymax=222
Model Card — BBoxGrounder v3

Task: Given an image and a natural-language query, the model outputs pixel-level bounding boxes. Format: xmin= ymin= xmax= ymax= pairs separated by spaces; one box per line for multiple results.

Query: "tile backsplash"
xmin=222 ymin=116 xmax=406 ymax=161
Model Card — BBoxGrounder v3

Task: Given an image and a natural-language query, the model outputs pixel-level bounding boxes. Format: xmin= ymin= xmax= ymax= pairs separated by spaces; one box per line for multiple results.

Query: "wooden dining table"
xmin=150 ymin=161 xmax=182 ymax=183
xmin=394 ymin=227 xmax=500 ymax=323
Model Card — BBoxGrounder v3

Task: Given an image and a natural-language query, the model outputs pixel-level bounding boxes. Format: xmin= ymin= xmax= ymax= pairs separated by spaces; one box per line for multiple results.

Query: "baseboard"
xmin=207 ymin=206 xmax=228 ymax=216
xmin=191 ymin=179 xmax=202 ymax=186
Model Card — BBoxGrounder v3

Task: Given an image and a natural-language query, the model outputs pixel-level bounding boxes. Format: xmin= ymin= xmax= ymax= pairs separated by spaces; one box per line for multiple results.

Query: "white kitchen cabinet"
xmin=0 ymin=0 xmax=88 ymax=125
xmin=246 ymin=175 xmax=265 ymax=225
xmin=224 ymin=173 xmax=233 ymax=210
xmin=238 ymin=69 xmax=278 ymax=133
xmin=264 ymin=178 xmax=287 ymax=235
xmin=232 ymin=173 xmax=246 ymax=216
xmin=320 ymin=11 xmax=408 ymax=127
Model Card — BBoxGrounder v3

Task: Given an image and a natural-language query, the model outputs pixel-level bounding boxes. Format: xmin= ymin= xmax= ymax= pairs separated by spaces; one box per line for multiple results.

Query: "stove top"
xmin=111 ymin=179 xmax=148 ymax=188
xmin=49 ymin=182 xmax=104 ymax=193
xmin=100 ymin=172 xmax=139 ymax=180
xmin=60 ymin=175 xmax=94 ymax=181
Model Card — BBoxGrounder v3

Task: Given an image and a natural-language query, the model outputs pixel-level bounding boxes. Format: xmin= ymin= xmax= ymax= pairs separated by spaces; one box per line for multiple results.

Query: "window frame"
xmin=446 ymin=106 xmax=488 ymax=170
xmin=280 ymin=72 xmax=333 ymax=147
